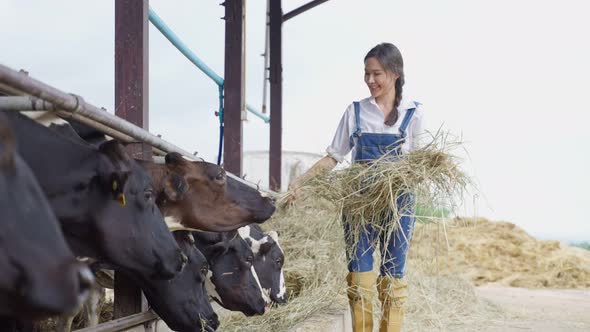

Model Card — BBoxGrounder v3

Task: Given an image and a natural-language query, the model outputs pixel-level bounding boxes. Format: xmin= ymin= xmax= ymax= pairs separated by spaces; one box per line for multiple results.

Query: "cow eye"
xmin=214 ymin=172 xmax=225 ymax=182
xmin=276 ymin=258 xmax=283 ymax=267
xmin=144 ymin=189 xmax=153 ymax=200
xmin=201 ymin=266 xmax=208 ymax=276
xmin=245 ymin=255 xmax=253 ymax=266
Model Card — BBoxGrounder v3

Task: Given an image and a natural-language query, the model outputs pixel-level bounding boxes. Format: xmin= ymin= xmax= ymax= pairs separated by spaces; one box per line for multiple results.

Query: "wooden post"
xmin=114 ymin=0 xmax=150 ymax=321
xmin=223 ymin=0 xmax=245 ymax=175
xmin=269 ymin=0 xmax=283 ymax=191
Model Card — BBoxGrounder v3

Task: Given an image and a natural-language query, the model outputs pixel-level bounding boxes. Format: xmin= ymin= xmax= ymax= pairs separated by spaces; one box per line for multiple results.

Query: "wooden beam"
xmin=269 ymin=0 xmax=282 ymax=191
xmin=223 ymin=0 xmax=245 ymax=175
xmin=114 ymin=0 xmax=149 ymax=320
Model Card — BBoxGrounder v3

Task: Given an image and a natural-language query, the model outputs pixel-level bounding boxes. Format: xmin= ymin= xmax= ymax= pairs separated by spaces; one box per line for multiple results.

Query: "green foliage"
xmin=571 ymin=241 xmax=590 ymax=251
xmin=416 ymin=203 xmax=450 ymax=224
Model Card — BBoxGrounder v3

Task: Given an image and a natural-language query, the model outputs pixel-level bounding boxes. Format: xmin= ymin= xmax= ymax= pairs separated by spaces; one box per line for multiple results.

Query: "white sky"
xmin=2 ymin=0 xmax=589 ymax=242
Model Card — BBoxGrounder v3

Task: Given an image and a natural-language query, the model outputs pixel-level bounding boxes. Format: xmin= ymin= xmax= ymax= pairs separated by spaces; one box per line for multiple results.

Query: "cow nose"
xmin=77 ymin=265 xmax=95 ymax=300
xmin=207 ymin=314 xmax=220 ymax=331
xmin=272 ymin=294 xmax=288 ymax=304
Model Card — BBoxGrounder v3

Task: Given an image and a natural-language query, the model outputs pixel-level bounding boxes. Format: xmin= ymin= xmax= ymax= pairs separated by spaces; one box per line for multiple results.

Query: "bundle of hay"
xmin=292 ymin=131 xmax=469 ymax=260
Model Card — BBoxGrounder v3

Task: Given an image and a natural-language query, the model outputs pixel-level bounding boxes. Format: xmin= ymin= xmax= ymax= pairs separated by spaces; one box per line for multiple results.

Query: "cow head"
xmin=0 ymin=118 xmax=93 ymax=319
xmin=78 ymin=141 xmax=186 ymax=280
xmin=238 ymin=225 xmax=287 ymax=304
xmin=3 ymin=113 xmax=185 ymax=281
xmin=152 ymin=153 xmax=276 ymax=232
xmin=135 ymin=231 xmax=219 ymax=332
xmin=194 ymin=231 xmax=269 ymax=316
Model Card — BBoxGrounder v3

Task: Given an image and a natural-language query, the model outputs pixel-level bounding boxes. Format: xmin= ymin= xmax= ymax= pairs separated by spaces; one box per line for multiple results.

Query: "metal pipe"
xmin=0 ymin=95 xmax=57 ymax=111
xmin=148 ymin=8 xmax=223 ymax=86
xmin=148 ymin=7 xmax=270 ymax=123
xmin=74 ymin=310 xmax=158 ymax=332
xmin=0 ymin=64 xmax=276 ymax=196
xmin=0 ymin=96 xmax=167 ymax=156
xmin=283 ymin=0 xmax=331 ymax=22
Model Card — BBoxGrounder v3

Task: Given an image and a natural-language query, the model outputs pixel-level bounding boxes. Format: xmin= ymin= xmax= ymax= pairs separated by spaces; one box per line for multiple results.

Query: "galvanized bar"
xmin=114 ymin=0 xmax=150 ymax=321
xmin=0 ymin=96 xmax=167 ymax=155
xmin=269 ymin=0 xmax=283 ymax=191
xmin=0 ymin=64 xmax=278 ymax=197
xmin=282 ymin=0 xmax=331 ymax=22
xmin=74 ymin=310 xmax=158 ymax=332
xmin=0 ymin=95 xmax=57 ymax=111
xmin=223 ymin=0 xmax=245 ymax=176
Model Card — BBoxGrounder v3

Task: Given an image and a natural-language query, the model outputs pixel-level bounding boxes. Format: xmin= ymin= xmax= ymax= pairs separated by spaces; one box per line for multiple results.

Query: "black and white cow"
xmin=238 ymin=224 xmax=287 ymax=304
xmin=193 ymin=231 xmax=270 ymax=316
xmin=3 ymin=112 xmax=185 ymax=281
xmin=0 ymin=114 xmax=93 ymax=320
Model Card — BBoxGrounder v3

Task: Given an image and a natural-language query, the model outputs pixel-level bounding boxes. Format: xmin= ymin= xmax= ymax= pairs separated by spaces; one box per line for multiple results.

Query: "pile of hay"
xmin=219 ymin=199 xmax=508 ymax=332
xmin=411 ymin=218 xmax=590 ymax=288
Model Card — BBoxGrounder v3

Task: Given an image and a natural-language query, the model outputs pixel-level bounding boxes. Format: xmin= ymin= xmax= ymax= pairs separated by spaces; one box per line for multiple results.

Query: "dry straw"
xmin=289 ymin=130 xmax=470 ymax=263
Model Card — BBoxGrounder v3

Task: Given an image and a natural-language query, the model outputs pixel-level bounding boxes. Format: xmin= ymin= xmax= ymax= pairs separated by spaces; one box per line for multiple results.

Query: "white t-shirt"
xmin=326 ymin=96 xmax=425 ymax=163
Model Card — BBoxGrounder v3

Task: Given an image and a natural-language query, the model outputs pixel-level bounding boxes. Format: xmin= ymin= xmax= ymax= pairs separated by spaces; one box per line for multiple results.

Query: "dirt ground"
xmin=475 ymin=285 xmax=590 ymax=332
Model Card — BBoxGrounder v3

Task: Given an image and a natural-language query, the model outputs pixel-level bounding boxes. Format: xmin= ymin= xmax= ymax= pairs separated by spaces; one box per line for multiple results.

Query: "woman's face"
xmin=364 ymin=57 xmax=398 ymax=99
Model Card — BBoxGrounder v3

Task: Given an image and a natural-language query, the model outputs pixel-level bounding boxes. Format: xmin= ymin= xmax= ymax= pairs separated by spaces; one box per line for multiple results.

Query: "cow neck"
xmin=8 ymin=113 xmax=105 ymax=192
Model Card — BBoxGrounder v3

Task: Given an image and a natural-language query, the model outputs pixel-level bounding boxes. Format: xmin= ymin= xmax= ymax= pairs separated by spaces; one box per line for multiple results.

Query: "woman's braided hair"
xmin=364 ymin=43 xmax=404 ymax=126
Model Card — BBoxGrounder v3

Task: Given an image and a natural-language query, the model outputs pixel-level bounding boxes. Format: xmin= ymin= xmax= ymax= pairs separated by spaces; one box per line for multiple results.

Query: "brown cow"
xmin=138 ymin=153 xmax=276 ymax=232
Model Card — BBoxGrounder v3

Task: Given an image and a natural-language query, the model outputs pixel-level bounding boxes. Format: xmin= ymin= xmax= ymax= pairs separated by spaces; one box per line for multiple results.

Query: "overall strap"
xmin=352 ymin=101 xmax=362 ymax=138
xmin=398 ymin=108 xmax=416 ymax=137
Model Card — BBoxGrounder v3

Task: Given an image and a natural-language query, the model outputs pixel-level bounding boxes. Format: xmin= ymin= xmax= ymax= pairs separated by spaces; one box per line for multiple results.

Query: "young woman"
xmin=288 ymin=42 xmax=425 ymax=332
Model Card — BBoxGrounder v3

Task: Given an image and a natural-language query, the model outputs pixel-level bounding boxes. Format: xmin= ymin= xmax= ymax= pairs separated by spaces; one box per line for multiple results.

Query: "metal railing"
xmin=0 ymin=64 xmax=278 ymax=197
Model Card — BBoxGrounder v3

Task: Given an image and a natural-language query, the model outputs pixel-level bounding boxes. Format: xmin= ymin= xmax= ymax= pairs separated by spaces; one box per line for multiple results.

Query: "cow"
xmin=137 ymin=152 xmax=276 ymax=232
xmin=133 ymin=231 xmax=219 ymax=332
xmin=2 ymin=112 xmax=185 ymax=281
xmin=238 ymin=225 xmax=287 ymax=304
xmin=49 ymin=120 xmax=277 ymax=232
xmin=192 ymin=231 xmax=270 ymax=316
xmin=57 ymin=231 xmax=219 ymax=332
xmin=0 ymin=114 xmax=94 ymax=320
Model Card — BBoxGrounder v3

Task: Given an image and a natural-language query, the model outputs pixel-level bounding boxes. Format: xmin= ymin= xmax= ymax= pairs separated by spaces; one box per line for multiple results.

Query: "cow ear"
xmin=259 ymin=240 xmax=274 ymax=255
xmin=163 ymin=172 xmax=188 ymax=202
xmin=205 ymin=242 xmax=228 ymax=259
xmin=165 ymin=152 xmax=187 ymax=166
xmin=99 ymin=140 xmax=131 ymax=164
xmin=267 ymin=231 xmax=280 ymax=243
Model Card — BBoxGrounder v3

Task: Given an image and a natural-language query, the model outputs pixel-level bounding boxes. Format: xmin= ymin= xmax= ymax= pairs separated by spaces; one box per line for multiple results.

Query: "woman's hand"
xmin=285 ymin=177 xmax=302 ymax=206
xmin=284 ymin=156 xmax=338 ymax=207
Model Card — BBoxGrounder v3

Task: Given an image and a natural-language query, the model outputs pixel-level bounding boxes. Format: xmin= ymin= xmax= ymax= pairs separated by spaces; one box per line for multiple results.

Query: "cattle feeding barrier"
xmin=0 ymin=16 xmax=277 ymax=328
xmin=0 ymin=66 xmax=278 ymax=198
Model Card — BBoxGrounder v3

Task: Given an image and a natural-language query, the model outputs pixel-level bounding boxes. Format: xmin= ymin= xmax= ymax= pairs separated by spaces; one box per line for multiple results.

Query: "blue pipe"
xmin=148 ymin=7 xmax=271 ymax=124
xmin=149 ymin=8 xmax=223 ymax=86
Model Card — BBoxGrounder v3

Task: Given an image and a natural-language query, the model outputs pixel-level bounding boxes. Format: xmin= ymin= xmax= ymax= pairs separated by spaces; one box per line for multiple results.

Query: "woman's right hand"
xmin=285 ymin=177 xmax=302 ymax=206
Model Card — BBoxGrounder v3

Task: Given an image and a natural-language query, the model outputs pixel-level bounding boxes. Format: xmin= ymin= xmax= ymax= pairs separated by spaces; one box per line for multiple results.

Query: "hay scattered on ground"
xmin=219 ymin=199 xmax=508 ymax=332
xmin=218 ymin=198 xmax=348 ymax=332
xmin=404 ymin=269 xmax=508 ymax=332
xmin=411 ymin=218 xmax=590 ymax=288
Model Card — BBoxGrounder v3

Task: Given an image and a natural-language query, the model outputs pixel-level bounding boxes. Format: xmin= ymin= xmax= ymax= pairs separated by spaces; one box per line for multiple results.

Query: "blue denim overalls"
xmin=344 ymin=101 xmax=418 ymax=278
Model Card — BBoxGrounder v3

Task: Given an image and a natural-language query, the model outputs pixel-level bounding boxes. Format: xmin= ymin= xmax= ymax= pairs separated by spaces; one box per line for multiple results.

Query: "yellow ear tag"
xmin=112 ymin=180 xmax=118 ymax=192
xmin=117 ymin=193 xmax=126 ymax=206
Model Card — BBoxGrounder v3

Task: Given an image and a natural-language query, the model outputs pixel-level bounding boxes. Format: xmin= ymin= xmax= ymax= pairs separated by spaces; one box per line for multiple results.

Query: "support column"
xmin=269 ymin=0 xmax=283 ymax=191
xmin=114 ymin=0 xmax=149 ymax=319
xmin=223 ymin=0 xmax=245 ymax=175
